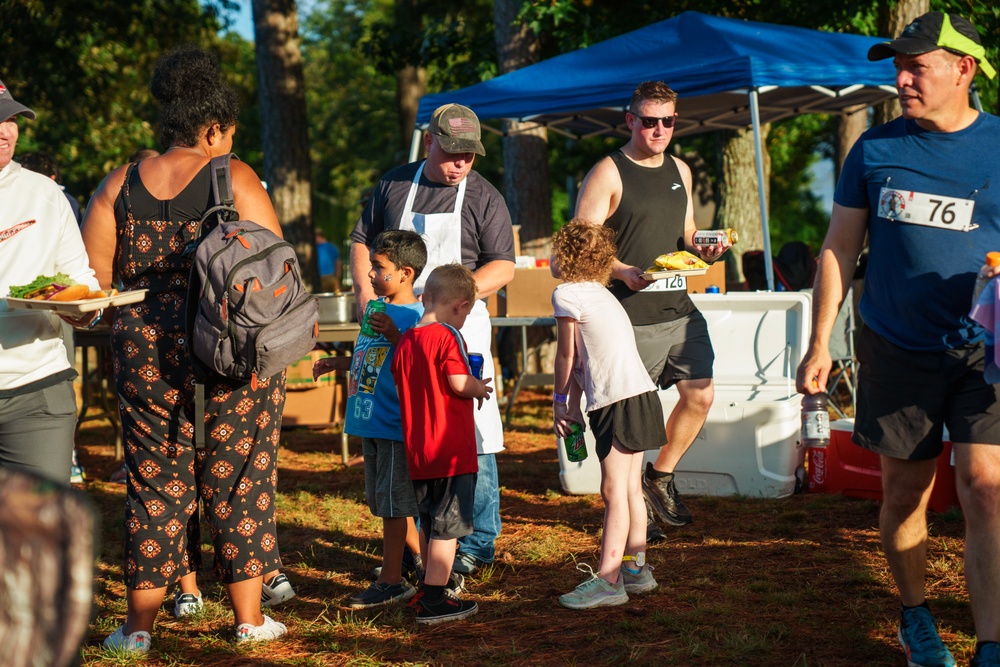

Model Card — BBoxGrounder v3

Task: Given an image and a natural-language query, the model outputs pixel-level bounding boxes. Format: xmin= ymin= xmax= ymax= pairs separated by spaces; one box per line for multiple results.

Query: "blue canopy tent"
xmin=414 ymin=11 xmax=898 ymax=290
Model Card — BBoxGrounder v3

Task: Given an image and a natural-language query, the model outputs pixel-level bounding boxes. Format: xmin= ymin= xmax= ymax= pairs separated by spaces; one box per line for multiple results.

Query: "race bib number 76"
xmin=877 ymin=187 xmax=977 ymax=232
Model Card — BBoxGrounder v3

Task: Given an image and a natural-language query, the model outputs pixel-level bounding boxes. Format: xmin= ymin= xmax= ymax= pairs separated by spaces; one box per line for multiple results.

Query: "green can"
xmin=360 ymin=299 xmax=386 ymax=337
xmin=564 ymin=423 xmax=587 ymax=462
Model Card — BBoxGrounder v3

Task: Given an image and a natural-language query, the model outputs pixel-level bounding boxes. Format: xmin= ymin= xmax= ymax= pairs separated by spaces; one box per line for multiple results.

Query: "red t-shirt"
xmin=391 ymin=322 xmax=478 ymax=480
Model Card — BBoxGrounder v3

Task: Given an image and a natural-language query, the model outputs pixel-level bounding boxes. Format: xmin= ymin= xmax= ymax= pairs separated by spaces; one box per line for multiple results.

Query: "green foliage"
xmin=0 ymin=0 xmax=255 ymax=205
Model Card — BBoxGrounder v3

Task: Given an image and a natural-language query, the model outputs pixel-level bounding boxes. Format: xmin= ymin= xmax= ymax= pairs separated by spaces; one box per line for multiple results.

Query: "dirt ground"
xmin=75 ymin=390 xmax=971 ymax=667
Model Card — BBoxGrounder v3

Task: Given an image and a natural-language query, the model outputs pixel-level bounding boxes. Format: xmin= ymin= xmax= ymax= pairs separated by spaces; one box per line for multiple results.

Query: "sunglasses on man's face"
xmin=635 ymin=114 xmax=677 ymax=129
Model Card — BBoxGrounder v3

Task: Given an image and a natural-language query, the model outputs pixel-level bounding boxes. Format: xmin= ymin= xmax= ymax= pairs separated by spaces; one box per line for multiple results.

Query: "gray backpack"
xmin=186 ymin=154 xmax=318 ymax=442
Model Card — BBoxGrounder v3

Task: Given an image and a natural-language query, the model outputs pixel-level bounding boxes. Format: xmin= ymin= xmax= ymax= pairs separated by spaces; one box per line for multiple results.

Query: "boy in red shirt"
xmin=391 ymin=264 xmax=493 ymax=625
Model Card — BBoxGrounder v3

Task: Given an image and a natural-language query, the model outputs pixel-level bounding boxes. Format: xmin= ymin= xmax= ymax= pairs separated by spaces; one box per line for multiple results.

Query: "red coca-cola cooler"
xmin=808 ymin=419 xmax=960 ymax=512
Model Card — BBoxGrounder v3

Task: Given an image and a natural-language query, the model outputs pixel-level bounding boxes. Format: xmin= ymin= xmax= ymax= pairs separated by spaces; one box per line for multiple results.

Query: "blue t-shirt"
xmin=316 ymin=241 xmax=339 ymax=277
xmin=345 ymin=299 xmax=423 ymax=440
xmin=835 ymin=113 xmax=1000 ymax=351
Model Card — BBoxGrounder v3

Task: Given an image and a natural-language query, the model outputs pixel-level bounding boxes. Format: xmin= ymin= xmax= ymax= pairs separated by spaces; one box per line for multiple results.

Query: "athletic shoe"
xmin=173 ymin=590 xmax=204 ymax=618
xmin=346 ymin=580 xmax=415 ymax=609
xmin=102 ymin=625 xmax=151 ymax=655
xmin=559 ymin=563 xmax=629 ymax=610
xmin=261 ymin=573 xmax=295 ymax=608
xmin=646 ymin=500 xmax=666 ymax=544
xmin=373 ymin=549 xmax=424 ymax=583
xmin=109 ymin=463 xmax=128 ymax=484
xmin=69 ymin=464 xmax=86 ymax=484
xmin=414 ymin=588 xmax=478 ymax=626
xmin=235 ymin=614 xmax=287 ymax=643
xmin=417 ymin=571 xmax=465 ymax=594
xmin=621 ymin=563 xmax=658 ymax=594
xmin=897 ymin=605 xmax=956 ymax=667
xmin=641 ymin=463 xmax=692 ymax=526
xmin=451 ymin=552 xmax=481 ymax=575
xmin=972 ymin=642 xmax=1000 ymax=667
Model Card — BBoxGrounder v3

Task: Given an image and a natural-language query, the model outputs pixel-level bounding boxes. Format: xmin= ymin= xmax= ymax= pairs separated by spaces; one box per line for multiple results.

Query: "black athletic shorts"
xmin=588 ymin=391 xmax=667 ymax=461
xmin=853 ymin=326 xmax=1000 ymax=460
xmin=413 ymin=473 xmax=476 ymax=541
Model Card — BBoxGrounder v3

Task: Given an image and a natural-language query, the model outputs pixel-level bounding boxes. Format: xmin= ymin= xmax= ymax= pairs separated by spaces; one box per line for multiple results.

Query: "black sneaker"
xmin=641 ymin=463 xmax=692 ymax=526
xmin=346 ymin=580 xmax=416 ymax=609
xmin=415 ymin=588 xmax=478 ymax=626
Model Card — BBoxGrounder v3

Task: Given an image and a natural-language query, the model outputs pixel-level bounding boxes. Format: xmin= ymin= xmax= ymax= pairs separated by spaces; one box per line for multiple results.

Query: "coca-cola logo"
xmin=810 ymin=448 xmax=826 ymax=487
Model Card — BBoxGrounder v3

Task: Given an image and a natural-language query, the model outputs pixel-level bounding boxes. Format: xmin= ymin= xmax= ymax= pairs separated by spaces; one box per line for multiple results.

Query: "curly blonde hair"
xmin=551 ymin=220 xmax=616 ymax=285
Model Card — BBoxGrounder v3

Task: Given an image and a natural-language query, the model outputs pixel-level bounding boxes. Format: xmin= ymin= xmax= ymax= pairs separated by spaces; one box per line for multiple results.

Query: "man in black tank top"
xmin=576 ymin=81 xmax=731 ymax=533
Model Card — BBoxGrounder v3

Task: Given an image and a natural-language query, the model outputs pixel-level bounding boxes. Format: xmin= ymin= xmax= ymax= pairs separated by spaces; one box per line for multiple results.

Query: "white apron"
xmin=398 ymin=163 xmax=504 ymax=454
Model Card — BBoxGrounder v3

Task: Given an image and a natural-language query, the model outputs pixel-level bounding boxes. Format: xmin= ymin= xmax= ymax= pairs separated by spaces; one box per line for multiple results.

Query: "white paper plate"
xmin=5 ymin=289 xmax=148 ymax=314
xmin=643 ymin=268 xmax=708 ymax=280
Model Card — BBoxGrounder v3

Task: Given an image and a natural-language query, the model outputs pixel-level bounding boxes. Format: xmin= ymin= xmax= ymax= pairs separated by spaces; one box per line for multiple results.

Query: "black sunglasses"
xmin=636 ymin=114 xmax=677 ymax=129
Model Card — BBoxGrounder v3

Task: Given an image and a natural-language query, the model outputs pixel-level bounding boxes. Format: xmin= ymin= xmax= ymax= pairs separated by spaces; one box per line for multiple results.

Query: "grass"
xmin=71 ymin=389 xmax=972 ymax=667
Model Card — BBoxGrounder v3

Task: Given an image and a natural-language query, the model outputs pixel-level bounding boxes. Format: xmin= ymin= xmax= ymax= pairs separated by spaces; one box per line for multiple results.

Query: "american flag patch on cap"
xmin=448 ymin=118 xmax=477 ymax=133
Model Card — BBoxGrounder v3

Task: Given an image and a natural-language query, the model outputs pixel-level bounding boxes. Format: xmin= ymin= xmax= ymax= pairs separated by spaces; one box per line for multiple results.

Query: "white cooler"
xmin=558 ymin=292 xmax=811 ymax=498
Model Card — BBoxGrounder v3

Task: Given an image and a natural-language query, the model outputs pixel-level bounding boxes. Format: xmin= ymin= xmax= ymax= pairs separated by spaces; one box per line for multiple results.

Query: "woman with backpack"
xmin=81 ymin=46 xmax=291 ymax=654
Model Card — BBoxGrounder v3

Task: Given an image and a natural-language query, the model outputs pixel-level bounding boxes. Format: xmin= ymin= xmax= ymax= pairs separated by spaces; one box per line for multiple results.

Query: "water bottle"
xmin=800 ymin=393 xmax=830 ymax=448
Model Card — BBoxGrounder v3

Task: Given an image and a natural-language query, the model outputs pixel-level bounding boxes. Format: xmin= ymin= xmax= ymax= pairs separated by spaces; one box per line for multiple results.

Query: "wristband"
xmin=553 ymin=392 xmax=569 ymax=404
xmin=81 ymin=309 xmax=104 ymax=330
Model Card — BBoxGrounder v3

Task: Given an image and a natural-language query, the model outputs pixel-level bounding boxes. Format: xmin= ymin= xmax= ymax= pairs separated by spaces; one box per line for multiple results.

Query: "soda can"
xmin=705 ymin=285 xmax=720 ymax=294
xmin=360 ymin=299 xmax=386 ymax=337
xmin=564 ymin=423 xmax=588 ymax=462
xmin=468 ymin=353 xmax=485 ymax=379
xmin=692 ymin=228 xmax=738 ymax=250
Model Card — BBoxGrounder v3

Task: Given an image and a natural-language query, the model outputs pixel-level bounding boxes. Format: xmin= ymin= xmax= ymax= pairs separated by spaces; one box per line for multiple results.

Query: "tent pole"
xmin=408 ymin=127 xmax=423 ymax=163
xmin=971 ymin=82 xmax=983 ymax=112
xmin=749 ymin=88 xmax=775 ymax=292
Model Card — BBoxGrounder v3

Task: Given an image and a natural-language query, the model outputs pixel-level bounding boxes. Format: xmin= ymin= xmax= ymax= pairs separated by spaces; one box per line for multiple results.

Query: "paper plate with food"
xmin=5 ymin=274 xmax=147 ymax=313
xmin=643 ymin=251 xmax=710 ymax=280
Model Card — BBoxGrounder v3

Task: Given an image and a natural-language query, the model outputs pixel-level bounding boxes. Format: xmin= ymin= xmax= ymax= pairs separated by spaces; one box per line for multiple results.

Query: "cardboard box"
xmin=686 ymin=261 xmax=726 ymax=294
xmin=282 ymin=350 xmax=347 ymax=427
xmin=494 ymin=268 xmax=563 ymax=318
xmin=808 ymin=420 xmax=959 ymax=512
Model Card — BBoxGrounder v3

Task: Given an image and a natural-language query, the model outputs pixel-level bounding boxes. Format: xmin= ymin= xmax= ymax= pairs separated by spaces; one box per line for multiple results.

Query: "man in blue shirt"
xmin=797 ymin=12 xmax=1000 ymax=667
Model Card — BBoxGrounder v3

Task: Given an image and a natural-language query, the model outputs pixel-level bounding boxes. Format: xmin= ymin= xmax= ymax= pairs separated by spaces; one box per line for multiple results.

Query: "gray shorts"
xmin=854 ymin=326 xmax=1000 ymax=459
xmin=633 ymin=311 xmax=714 ymax=389
xmin=362 ymin=437 xmax=418 ymax=518
xmin=413 ymin=473 xmax=476 ymax=541
xmin=0 ymin=379 xmax=77 ymax=484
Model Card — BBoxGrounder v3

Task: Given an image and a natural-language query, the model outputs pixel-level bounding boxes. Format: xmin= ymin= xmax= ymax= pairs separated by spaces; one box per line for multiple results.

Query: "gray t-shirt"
xmin=350 ymin=160 xmax=515 ymax=269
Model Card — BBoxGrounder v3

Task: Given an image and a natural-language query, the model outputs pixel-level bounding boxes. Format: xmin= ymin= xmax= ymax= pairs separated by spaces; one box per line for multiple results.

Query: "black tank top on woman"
xmin=605 ymin=149 xmax=696 ymax=326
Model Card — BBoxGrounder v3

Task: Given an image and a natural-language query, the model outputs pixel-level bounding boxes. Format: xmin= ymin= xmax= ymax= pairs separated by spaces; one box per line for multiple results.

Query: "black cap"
xmin=0 ymin=79 xmax=36 ymax=121
xmin=868 ymin=12 xmax=996 ymax=80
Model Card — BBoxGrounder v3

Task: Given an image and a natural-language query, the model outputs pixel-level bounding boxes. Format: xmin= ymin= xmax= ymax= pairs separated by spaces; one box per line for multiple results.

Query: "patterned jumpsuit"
xmin=112 ymin=162 xmax=285 ymax=588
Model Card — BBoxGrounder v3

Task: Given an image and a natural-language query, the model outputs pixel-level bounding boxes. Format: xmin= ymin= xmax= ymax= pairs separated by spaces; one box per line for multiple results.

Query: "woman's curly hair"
xmin=551 ymin=220 xmax=616 ymax=285
xmin=151 ymin=46 xmax=239 ymax=149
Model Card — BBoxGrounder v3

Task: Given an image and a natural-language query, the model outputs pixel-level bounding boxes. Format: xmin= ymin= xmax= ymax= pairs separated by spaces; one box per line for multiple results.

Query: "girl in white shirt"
xmin=551 ymin=221 xmax=667 ymax=610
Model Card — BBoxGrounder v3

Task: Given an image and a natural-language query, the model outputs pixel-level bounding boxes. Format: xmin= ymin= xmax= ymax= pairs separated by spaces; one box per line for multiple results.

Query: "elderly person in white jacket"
xmin=0 ymin=77 xmax=99 ymax=483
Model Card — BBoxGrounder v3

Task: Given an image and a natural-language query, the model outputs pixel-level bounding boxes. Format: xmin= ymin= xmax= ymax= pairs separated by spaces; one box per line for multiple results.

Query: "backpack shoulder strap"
xmin=193 ymin=153 xmax=240 ymax=241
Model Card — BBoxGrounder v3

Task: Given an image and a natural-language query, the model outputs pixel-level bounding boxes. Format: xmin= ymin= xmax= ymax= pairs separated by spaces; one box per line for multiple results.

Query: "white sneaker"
xmin=261 ymin=573 xmax=295 ymax=608
xmin=235 ymin=614 xmax=287 ymax=643
xmin=102 ymin=625 xmax=151 ymax=654
xmin=173 ymin=590 xmax=204 ymax=618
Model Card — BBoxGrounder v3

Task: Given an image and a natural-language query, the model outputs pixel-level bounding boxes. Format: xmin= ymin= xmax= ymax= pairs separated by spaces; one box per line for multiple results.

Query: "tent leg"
xmin=408 ymin=127 xmax=423 ymax=163
xmin=749 ymin=89 xmax=775 ymax=292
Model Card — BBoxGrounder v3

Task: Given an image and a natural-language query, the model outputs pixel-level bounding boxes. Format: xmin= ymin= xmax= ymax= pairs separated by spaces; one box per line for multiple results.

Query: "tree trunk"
xmin=395 ymin=0 xmax=425 ymax=161
xmin=396 ymin=65 xmax=426 ymax=161
xmin=874 ymin=0 xmax=929 ymax=126
xmin=716 ymin=125 xmax=769 ymax=284
xmin=494 ymin=0 xmax=553 ymax=259
xmin=835 ymin=105 xmax=869 ymax=182
xmin=252 ymin=0 xmax=317 ymax=288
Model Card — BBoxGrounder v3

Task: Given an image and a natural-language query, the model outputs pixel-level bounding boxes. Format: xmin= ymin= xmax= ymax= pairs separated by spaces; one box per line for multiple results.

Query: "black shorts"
xmin=413 ymin=473 xmax=476 ymax=541
xmin=853 ymin=326 xmax=1000 ymax=460
xmin=633 ymin=311 xmax=714 ymax=389
xmin=588 ymin=391 xmax=667 ymax=461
